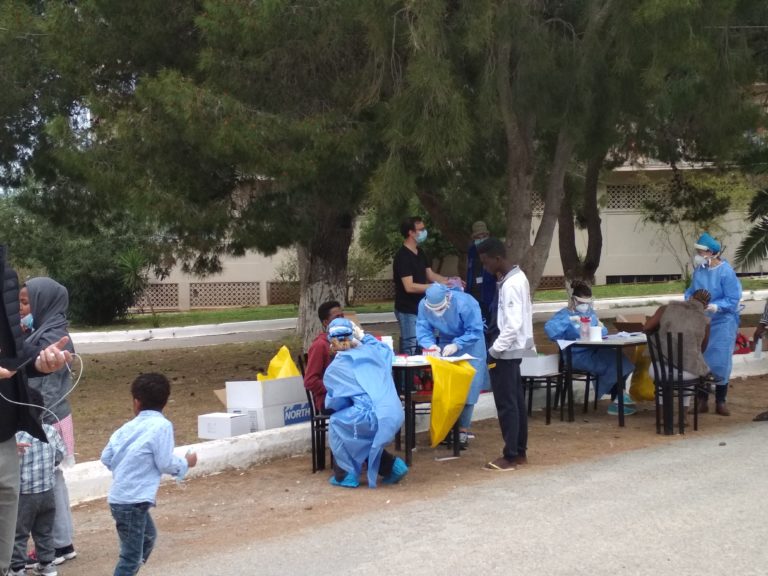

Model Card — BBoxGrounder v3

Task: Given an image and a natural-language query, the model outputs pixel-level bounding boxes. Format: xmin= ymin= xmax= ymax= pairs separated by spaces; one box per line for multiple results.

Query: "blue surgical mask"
xmin=416 ymin=229 xmax=428 ymax=244
xmin=20 ymin=313 xmax=34 ymax=332
xmin=474 ymin=238 xmax=485 ymax=246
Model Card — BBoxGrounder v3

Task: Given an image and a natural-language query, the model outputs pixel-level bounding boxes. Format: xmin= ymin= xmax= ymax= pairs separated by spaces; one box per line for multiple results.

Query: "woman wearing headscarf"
xmin=416 ymin=283 xmax=489 ymax=447
xmin=19 ymin=277 xmax=78 ymax=566
xmin=684 ymin=233 xmax=742 ymax=416
xmin=323 ymin=318 xmax=407 ymax=488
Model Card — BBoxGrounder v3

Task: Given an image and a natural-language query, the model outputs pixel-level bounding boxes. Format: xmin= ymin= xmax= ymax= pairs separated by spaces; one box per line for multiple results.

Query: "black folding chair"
xmin=646 ymin=331 xmax=704 ymax=435
xmin=296 ymin=353 xmax=331 ymax=473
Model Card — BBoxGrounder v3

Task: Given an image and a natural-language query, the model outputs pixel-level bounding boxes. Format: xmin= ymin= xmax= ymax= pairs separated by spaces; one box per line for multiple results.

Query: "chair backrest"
xmin=296 ymin=353 xmax=318 ymax=417
xmin=646 ymin=331 xmax=685 ymax=385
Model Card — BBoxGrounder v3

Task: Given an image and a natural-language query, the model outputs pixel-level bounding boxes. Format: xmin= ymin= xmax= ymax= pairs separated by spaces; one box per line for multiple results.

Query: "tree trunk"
xmin=520 ymin=128 xmax=575 ymax=289
xmin=414 ymin=187 xmax=470 ymax=277
xmin=297 ymin=206 xmax=353 ymax=351
xmin=558 ymin=152 xmax=605 ymax=291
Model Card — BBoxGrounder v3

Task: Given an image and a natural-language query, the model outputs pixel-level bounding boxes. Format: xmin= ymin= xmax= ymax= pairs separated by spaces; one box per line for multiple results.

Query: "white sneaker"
xmin=51 ymin=547 xmax=77 ymax=566
xmin=31 ymin=563 xmax=58 ymax=576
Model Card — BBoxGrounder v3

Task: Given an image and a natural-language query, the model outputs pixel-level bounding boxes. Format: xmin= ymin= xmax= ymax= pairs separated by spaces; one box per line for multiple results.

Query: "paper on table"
xmin=557 ymin=339 xmax=574 ymax=350
xmin=605 ymin=331 xmax=644 ymax=339
xmin=440 ymin=354 xmax=476 ymax=362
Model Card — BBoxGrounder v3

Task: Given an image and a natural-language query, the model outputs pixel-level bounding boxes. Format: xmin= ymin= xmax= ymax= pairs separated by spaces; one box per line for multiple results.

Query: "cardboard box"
xmin=197 ymin=412 xmax=250 ymax=440
xmin=521 ymin=354 xmax=560 ymax=377
xmin=213 ymin=377 xmax=310 ymax=432
xmin=230 ymin=402 xmax=311 ymax=432
xmin=613 ymin=314 xmax=649 ymax=333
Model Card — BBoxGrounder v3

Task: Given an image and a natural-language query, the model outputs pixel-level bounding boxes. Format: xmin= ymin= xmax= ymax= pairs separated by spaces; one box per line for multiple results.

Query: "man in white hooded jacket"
xmin=478 ymin=238 xmax=535 ymax=472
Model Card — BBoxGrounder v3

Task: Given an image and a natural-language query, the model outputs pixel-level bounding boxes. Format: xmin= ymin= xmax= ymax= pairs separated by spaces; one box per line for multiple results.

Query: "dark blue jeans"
xmin=395 ymin=310 xmax=418 ymax=354
xmin=110 ymin=502 xmax=156 ymax=576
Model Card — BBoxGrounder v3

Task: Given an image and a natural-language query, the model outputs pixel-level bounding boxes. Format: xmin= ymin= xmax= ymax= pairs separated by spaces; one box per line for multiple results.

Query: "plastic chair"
xmin=522 ymin=372 xmax=568 ymax=425
xmin=646 ymin=331 xmax=703 ymax=435
xmin=296 ymin=353 xmax=331 ymax=473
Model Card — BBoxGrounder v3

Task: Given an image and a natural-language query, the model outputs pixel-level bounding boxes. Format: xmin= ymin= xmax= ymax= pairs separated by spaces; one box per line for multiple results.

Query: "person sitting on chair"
xmin=544 ymin=281 xmax=635 ymax=416
xmin=303 ymin=301 xmax=344 ymax=415
xmin=323 ymin=318 xmax=407 ymax=488
xmin=643 ymin=289 xmax=717 ymax=419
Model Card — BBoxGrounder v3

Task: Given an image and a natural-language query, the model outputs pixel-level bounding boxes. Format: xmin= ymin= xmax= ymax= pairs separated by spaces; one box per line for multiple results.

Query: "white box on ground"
xmin=225 ymin=377 xmax=310 ymax=432
xmin=230 ymin=402 xmax=312 ymax=432
xmin=520 ymin=354 xmax=560 ymax=377
xmin=198 ymin=412 xmax=251 ymax=440
xmin=226 ymin=377 xmax=306 ymax=409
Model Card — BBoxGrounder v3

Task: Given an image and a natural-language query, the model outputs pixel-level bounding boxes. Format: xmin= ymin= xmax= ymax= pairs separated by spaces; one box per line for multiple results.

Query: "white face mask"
xmin=574 ymin=303 xmax=591 ymax=314
xmin=693 ymin=254 xmax=709 ymax=268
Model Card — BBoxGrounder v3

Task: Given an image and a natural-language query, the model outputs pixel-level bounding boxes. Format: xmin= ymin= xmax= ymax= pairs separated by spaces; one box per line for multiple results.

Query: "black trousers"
xmin=490 ymin=357 xmax=528 ymax=461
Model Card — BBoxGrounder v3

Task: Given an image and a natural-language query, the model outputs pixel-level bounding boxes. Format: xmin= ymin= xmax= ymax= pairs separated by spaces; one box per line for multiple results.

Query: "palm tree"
xmin=735 ymin=188 xmax=768 ymax=270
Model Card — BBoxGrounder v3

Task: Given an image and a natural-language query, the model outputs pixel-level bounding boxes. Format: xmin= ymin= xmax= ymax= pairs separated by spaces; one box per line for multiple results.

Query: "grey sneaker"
xmin=31 ymin=563 xmax=57 ymax=576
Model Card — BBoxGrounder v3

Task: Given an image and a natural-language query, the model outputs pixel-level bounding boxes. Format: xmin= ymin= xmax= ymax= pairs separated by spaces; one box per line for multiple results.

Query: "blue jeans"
xmin=395 ymin=310 xmax=418 ymax=354
xmin=110 ymin=502 xmax=156 ymax=576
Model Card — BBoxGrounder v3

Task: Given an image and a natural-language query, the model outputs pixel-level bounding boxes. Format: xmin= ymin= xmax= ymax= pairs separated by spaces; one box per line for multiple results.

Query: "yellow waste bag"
xmin=629 ymin=346 xmax=654 ymax=401
xmin=426 ymin=357 xmax=476 ymax=448
xmin=256 ymin=345 xmax=301 ymax=381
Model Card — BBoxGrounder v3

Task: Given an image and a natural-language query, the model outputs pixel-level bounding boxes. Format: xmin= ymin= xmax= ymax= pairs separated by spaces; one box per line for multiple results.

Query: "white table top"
xmin=560 ymin=333 xmax=647 ymax=349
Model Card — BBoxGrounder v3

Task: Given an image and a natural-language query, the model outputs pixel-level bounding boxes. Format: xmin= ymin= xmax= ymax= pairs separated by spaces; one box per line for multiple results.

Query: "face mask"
xmin=574 ymin=303 xmax=591 ymax=314
xmin=474 ymin=238 xmax=486 ymax=246
xmin=416 ymin=229 xmax=428 ymax=244
xmin=20 ymin=313 xmax=34 ymax=332
xmin=693 ymin=254 xmax=709 ymax=268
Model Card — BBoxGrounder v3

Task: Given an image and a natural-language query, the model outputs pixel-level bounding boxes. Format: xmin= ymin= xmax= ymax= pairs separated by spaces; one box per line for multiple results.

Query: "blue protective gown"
xmin=323 ymin=334 xmax=404 ymax=488
xmin=415 ymin=288 xmax=490 ymax=404
xmin=544 ymin=307 xmax=634 ymax=398
xmin=684 ymin=260 xmax=742 ymax=384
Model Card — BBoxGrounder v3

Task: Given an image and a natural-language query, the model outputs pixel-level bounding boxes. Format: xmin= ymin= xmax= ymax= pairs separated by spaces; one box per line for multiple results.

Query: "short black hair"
xmin=571 ymin=281 xmax=593 ymax=299
xmin=131 ymin=372 xmax=171 ymax=412
xmin=317 ymin=300 xmax=341 ymax=322
xmin=477 ymin=237 xmax=505 ymax=259
xmin=399 ymin=216 xmax=423 ymax=238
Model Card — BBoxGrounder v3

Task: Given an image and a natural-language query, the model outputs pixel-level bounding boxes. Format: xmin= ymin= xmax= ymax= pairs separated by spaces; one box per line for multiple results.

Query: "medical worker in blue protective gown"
xmin=684 ymin=233 xmax=742 ymax=416
xmin=416 ymin=283 xmax=490 ymax=447
xmin=323 ymin=318 xmax=408 ymax=488
xmin=544 ymin=282 xmax=635 ymax=416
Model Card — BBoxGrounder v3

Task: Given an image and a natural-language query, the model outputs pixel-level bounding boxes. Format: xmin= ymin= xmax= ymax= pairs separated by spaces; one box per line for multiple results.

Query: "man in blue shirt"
xmin=101 ymin=373 xmax=197 ymax=576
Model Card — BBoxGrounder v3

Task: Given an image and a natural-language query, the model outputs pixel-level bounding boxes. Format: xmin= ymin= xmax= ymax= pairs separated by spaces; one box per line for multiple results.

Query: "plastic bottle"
xmin=755 ymin=338 xmax=763 ymax=360
xmin=580 ymin=317 xmax=591 ymax=340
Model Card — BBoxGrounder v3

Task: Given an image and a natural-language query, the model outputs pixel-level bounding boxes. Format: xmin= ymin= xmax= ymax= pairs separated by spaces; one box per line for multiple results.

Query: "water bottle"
xmin=755 ymin=338 xmax=763 ymax=360
xmin=579 ymin=317 xmax=591 ymax=340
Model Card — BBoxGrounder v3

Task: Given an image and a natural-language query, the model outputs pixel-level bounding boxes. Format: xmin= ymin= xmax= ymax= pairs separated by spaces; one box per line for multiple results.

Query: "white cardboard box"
xmin=198 ymin=412 xmax=251 ymax=440
xmin=520 ymin=354 xmax=560 ymax=377
xmin=229 ymin=402 xmax=312 ymax=432
xmin=225 ymin=377 xmax=306 ymax=410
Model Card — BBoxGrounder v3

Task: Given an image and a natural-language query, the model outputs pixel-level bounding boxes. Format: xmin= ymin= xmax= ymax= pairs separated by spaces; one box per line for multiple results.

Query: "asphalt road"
xmin=144 ymin=424 xmax=768 ymax=576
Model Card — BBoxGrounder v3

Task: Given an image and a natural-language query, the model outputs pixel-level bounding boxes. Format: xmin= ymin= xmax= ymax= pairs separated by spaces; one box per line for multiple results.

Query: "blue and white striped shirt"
xmin=16 ymin=424 xmax=66 ymax=494
xmin=101 ymin=410 xmax=188 ymax=505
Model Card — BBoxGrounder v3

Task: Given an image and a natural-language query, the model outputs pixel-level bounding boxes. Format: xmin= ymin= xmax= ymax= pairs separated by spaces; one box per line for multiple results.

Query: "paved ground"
xmin=143 ymin=423 xmax=768 ymax=576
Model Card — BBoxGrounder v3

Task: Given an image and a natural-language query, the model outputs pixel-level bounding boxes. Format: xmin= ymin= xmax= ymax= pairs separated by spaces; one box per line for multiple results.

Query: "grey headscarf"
xmin=24 ymin=277 xmax=75 ymax=353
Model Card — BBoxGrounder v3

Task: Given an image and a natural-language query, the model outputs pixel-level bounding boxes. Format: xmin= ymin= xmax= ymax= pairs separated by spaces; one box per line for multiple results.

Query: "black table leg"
xmin=616 ymin=346 xmax=625 ymax=427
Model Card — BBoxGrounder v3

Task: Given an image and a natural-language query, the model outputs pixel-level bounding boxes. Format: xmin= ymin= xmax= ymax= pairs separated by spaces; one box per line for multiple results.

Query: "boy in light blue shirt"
xmin=101 ymin=373 xmax=197 ymax=576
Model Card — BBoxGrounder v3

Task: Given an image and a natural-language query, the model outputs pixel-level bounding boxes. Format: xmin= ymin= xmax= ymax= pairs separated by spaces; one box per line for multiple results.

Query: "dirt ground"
xmin=60 ymin=331 xmax=768 ymax=574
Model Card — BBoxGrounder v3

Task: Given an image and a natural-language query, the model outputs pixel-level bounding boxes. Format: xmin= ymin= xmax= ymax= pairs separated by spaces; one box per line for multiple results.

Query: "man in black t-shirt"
xmin=392 ymin=216 xmax=448 ymax=353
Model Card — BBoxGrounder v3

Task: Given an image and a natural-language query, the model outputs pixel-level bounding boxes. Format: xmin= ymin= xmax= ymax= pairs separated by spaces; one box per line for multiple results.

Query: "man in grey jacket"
xmin=478 ymin=239 xmax=535 ymax=472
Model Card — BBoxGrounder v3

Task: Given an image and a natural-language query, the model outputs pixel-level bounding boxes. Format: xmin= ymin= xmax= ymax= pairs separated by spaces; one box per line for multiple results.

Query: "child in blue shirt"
xmin=101 ymin=373 xmax=197 ymax=576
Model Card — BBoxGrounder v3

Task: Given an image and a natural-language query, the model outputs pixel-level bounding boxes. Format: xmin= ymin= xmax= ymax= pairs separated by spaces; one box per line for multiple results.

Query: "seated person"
xmin=416 ymin=283 xmax=489 ymax=447
xmin=323 ymin=318 xmax=408 ymax=488
xmin=643 ymin=289 xmax=712 ymax=381
xmin=303 ymin=300 xmax=344 ymax=414
xmin=544 ymin=282 xmax=635 ymax=415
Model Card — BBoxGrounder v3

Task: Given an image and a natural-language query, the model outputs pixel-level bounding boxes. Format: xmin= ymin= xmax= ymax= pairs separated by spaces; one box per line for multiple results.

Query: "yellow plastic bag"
xmin=256 ymin=345 xmax=301 ymax=381
xmin=426 ymin=357 xmax=476 ymax=447
xmin=629 ymin=346 xmax=654 ymax=401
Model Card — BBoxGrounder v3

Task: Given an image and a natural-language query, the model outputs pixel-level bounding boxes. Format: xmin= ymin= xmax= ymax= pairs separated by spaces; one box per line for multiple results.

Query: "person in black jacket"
xmin=0 ymin=246 xmax=72 ymax=576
